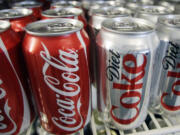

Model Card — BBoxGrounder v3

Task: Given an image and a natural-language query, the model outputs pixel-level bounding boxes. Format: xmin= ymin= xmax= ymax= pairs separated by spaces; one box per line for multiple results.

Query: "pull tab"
xmin=56 ymin=9 xmax=71 ymax=16
xmin=47 ymin=22 xmax=74 ymax=32
xmin=113 ymin=21 xmax=138 ymax=30
xmin=3 ymin=10 xmax=21 ymax=17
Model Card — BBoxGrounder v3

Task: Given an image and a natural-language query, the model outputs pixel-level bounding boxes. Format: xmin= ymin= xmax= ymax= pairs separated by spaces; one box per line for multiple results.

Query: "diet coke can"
xmin=88 ymin=6 xmax=131 ymax=109
xmin=96 ymin=17 xmax=159 ymax=129
xmin=41 ymin=7 xmax=87 ymax=31
xmin=0 ymin=8 xmax=36 ymax=37
xmin=23 ymin=18 xmax=91 ymax=134
xmin=12 ymin=1 xmax=43 ymax=19
xmin=153 ymin=15 xmax=180 ymax=116
xmin=0 ymin=20 xmax=34 ymax=135
xmin=135 ymin=5 xmax=173 ymax=23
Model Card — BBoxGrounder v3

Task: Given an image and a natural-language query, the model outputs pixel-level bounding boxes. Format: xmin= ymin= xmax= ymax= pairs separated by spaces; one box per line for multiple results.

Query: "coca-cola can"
xmin=0 ymin=20 xmax=34 ymax=135
xmin=23 ymin=18 xmax=91 ymax=134
xmin=135 ymin=5 xmax=173 ymax=23
xmin=152 ymin=15 xmax=180 ymax=116
xmin=51 ymin=1 xmax=82 ymax=9
xmin=12 ymin=1 xmax=43 ymax=19
xmin=96 ymin=17 xmax=159 ymax=129
xmin=0 ymin=8 xmax=36 ymax=36
xmin=41 ymin=7 xmax=87 ymax=31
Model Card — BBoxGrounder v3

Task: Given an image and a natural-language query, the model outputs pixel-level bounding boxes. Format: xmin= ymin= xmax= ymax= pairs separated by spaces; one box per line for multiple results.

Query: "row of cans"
xmin=0 ymin=0 xmax=180 ymax=135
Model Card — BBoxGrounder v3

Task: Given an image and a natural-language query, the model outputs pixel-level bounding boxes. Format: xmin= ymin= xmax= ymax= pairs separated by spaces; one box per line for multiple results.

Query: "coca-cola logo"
xmin=107 ymin=50 xmax=147 ymax=124
xmin=40 ymin=42 xmax=83 ymax=132
xmin=161 ymin=41 xmax=180 ymax=111
xmin=0 ymin=79 xmax=17 ymax=134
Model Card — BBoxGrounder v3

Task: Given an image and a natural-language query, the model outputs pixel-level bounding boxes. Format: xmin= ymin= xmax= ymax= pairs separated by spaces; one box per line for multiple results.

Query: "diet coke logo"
xmin=107 ymin=50 xmax=147 ymax=124
xmin=161 ymin=41 xmax=180 ymax=111
xmin=0 ymin=79 xmax=17 ymax=134
xmin=40 ymin=42 xmax=83 ymax=132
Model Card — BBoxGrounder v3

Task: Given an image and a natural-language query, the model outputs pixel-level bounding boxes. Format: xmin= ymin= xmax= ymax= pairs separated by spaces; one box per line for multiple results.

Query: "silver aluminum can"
xmin=89 ymin=6 xmax=131 ymax=110
xmin=154 ymin=15 xmax=180 ymax=116
xmin=96 ymin=17 xmax=159 ymax=130
xmin=135 ymin=5 xmax=173 ymax=24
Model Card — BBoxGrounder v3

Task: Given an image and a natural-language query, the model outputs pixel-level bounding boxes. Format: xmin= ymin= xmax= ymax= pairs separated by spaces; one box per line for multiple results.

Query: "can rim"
xmin=91 ymin=7 xmax=132 ymax=17
xmin=0 ymin=8 xmax=33 ymax=19
xmin=158 ymin=14 xmax=180 ymax=28
xmin=41 ymin=7 xmax=82 ymax=18
xmin=13 ymin=1 xmax=42 ymax=8
xmin=0 ymin=20 xmax=10 ymax=33
xmin=102 ymin=17 xmax=155 ymax=35
xmin=25 ymin=18 xmax=83 ymax=36
xmin=137 ymin=5 xmax=173 ymax=15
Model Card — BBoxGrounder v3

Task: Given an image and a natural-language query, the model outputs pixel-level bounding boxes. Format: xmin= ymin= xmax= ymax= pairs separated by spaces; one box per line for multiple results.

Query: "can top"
xmin=126 ymin=2 xmax=140 ymax=10
xmin=137 ymin=5 xmax=173 ymax=15
xmin=51 ymin=1 xmax=81 ymax=8
xmin=13 ymin=1 xmax=42 ymax=8
xmin=91 ymin=7 xmax=131 ymax=17
xmin=0 ymin=8 xmax=32 ymax=19
xmin=158 ymin=15 xmax=180 ymax=28
xmin=102 ymin=17 xmax=155 ymax=35
xmin=25 ymin=18 xmax=83 ymax=36
xmin=158 ymin=1 xmax=175 ymax=11
xmin=42 ymin=7 xmax=82 ymax=18
xmin=0 ymin=20 xmax=10 ymax=33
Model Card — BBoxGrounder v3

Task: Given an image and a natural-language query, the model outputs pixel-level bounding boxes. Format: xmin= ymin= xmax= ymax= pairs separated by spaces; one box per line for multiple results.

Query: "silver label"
xmin=106 ymin=49 xmax=150 ymax=124
xmin=160 ymin=41 xmax=180 ymax=113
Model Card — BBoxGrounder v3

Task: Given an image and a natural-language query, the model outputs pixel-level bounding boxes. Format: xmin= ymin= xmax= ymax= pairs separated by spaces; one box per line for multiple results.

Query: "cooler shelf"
xmin=91 ymin=111 xmax=180 ymax=135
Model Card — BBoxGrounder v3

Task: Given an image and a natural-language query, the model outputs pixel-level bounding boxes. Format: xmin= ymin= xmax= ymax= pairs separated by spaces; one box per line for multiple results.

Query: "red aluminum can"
xmin=23 ymin=18 xmax=91 ymax=134
xmin=0 ymin=8 xmax=36 ymax=37
xmin=41 ymin=7 xmax=88 ymax=31
xmin=0 ymin=20 xmax=34 ymax=135
xmin=13 ymin=1 xmax=43 ymax=19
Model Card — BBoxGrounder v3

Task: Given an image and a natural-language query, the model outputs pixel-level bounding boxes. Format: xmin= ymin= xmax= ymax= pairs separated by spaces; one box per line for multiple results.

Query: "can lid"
xmin=91 ymin=7 xmax=131 ymax=17
xmin=51 ymin=1 xmax=81 ymax=8
xmin=102 ymin=17 xmax=155 ymax=35
xmin=126 ymin=2 xmax=141 ymax=10
xmin=92 ymin=0 xmax=116 ymax=6
xmin=25 ymin=18 xmax=83 ymax=36
xmin=137 ymin=5 xmax=173 ymax=15
xmin=158 ymin=15 xmax=180 ymax=28
xmin=0 ymin=8 xmax=32 ymax=19
xmin=42 ymin=7 xmax=82 ymax=18
xmin=158 ymin=1 xmax=175 ymax=11
xmin=0 ymin=20 xmax=10 ymax=33
xmin=13 ymin=1 xmax=42 ymax=8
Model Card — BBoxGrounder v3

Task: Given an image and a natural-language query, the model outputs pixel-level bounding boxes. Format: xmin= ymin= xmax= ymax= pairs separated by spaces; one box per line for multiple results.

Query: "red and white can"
xmin=12 ymin=1 xmax=43 ymax=19
xmin=41 ymin=7 xmax=87 ymax=31
xmin=23 ymin=18 xmax=91 ymax=134
xmin=0 ymin=8 xmax=36 ymax=37
xmin=0 ymin=20 xmax=34 ymax=135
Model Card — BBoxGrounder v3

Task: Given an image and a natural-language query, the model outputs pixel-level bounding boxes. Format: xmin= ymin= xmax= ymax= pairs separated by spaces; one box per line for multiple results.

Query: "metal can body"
xmin=135 ymin=5 xmax=173 ymax=23
xmin=13 ymin=1 xmax=42 ymax=19
xmin=0 ymin=20 xmax=34 ymax=135
xmin=41 ymin=8 xmax=87 ymax=30
xmin=96 ymin=18 xmax=158 ymax=129
xmin=155 ymin=15 xmax=180 ymax=115
xmin=0 ymin=8 xmax=36 ymax=36
xmin=88 ymin=7 xmax=131 ymax=110
xmin=23 ymin=19 xmax=91 ymax=134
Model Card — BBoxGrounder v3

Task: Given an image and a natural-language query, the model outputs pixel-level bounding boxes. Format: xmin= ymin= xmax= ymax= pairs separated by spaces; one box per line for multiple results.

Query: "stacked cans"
xmin=1 ymin=0 xmax=180 ymax=134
